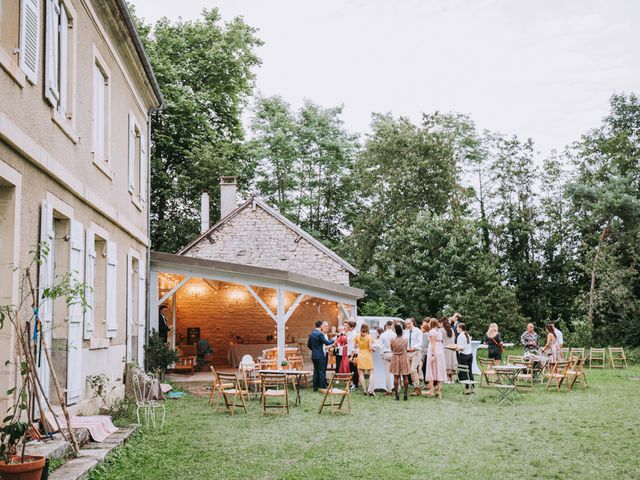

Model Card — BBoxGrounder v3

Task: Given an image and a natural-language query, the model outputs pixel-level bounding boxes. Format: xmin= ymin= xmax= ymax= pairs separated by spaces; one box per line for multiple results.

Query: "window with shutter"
xmin=38 ymin=199 xmax=54 ymax=399
xmin=139 ymin=133 xmax=147 ymax=203
xmin=19 ymin=0 xmax=40 ymax=83
xmin=137 ymin=258 xmax=146 ymax=366
xmin=84 ymin=228 xmax=95 ymax=339
xmin=45 ymin=0 xmax=60 ymax=105
xmin=67 ymin=219 xmax=84 ymax=405
xmin=105 ymin=240 xmax=117 ymax=337
xmin=128 ymin=112 xmax=136 ymax=193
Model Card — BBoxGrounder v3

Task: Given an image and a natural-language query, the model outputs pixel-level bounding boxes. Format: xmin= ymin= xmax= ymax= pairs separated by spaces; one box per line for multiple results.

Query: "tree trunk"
xmin=588 ymin=221 xmax=610 ymax=326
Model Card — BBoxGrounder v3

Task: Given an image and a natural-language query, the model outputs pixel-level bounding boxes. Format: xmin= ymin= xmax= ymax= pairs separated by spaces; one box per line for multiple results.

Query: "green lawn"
xmin=89 ymin=363 xmax=640 ymax=480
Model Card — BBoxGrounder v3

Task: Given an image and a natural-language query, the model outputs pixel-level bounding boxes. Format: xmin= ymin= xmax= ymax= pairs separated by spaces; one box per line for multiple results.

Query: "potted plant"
xmin=280 ymin=360 xmax=289 ymax=368
xmin=0 ymin=244 xmax=86 ymax=479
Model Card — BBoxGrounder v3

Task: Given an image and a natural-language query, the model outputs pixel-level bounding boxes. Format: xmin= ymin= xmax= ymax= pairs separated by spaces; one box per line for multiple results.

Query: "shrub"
xmin=144 ymin=330 xmax=178 ymax=376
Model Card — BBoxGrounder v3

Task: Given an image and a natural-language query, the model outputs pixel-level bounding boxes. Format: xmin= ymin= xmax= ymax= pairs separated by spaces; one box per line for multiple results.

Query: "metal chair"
xmin=132 ymin=370 xmax=166 ymax=430
xmin=456 ymin=365 xmax=479 ymax=396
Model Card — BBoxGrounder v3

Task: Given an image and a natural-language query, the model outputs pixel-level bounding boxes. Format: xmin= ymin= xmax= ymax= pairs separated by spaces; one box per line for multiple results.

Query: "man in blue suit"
xmin=307 ymin=320 xmax=334 ymax=391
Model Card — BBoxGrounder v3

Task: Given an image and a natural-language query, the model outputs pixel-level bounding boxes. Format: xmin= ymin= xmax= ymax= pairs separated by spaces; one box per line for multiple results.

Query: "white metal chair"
xmin=132 ymin=369 xmax=166 ymax=430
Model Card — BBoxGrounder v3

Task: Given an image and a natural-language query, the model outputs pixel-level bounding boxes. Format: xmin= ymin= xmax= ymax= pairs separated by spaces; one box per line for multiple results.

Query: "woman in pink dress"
xmin=424 ymin=318 xmax=447 ymax=398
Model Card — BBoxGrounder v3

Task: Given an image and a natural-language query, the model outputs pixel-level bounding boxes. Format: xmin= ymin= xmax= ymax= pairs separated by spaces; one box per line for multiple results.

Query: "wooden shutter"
xmin=38 ymin=199 xmax=54 ymax=396
xmin=58 ymin=5 xmax=68 ymax=117
xmin=128 ymin=113 xmax=136 ymax=193
xmin=66 ymin=219 xmax=84 ymax=405
xmin=19 ymin=0 xmax=40 ymax=83
xmin=105 ymin=240 xmax=117 ymax=337
xmin=83 ymin=227 xmax=95 ymax=339
xmin=44 ymin=0 xmax=60 ymax=105
xmin=139 ymin=132 xmax=147 ymax=202
xmin=137 ymin=258 xmax=146 ymax=366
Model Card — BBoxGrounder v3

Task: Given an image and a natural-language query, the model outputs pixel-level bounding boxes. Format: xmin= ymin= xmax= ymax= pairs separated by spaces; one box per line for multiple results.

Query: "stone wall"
xmin=172 ymin=278 xmax=343 ymax=365
xmin=185 ymin=205 xmax=351 ymax=285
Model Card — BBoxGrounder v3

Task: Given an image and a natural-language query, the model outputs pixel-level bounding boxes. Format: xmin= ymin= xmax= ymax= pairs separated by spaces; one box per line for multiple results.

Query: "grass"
xmin=88 ymin=358 xmax=640 ymax=480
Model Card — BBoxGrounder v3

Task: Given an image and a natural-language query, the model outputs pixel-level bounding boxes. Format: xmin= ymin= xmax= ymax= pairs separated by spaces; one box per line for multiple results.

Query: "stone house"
xmin=150 ymin=178 xmax=364 ymax=366
xmin=0 ymin=0 xmax=162 ymax=415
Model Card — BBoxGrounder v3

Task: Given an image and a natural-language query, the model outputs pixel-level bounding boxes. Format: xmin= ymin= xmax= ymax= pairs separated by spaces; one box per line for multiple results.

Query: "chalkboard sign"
xmin=186 ymin=327 xmax=200 ymax=345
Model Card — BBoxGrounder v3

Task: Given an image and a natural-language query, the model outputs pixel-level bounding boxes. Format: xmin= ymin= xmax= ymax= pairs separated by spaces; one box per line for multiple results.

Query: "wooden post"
xmin=276 ymin=287 xmax=286 ymax=366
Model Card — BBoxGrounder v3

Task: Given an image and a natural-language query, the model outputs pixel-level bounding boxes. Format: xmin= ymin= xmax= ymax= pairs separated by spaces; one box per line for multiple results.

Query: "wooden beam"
xmin=283 ymin=293 xmax=305 ymax=323
xmin=202 ymin=279 xmax=220 ymax=292
xmin=276 ymin=287 xmax=286 ymax=366
xmin=157 ymin=276 xmax=192 ymax=305
xmin=339 ymin=303 xmax=350 ymax=320
xmin=243 ymin=284 xmax=277 ymax=322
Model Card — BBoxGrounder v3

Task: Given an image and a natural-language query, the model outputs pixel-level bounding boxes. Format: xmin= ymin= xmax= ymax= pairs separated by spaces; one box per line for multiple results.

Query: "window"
xmin=45 ymin=0 xmax=76 ymax=136
xmin=92 ymin=48 xmax=110 ymax=171
xmin=128 ymin=112 xmax=147 ymax=205
xmin=0 ymin=0 xmax=40 ymax=86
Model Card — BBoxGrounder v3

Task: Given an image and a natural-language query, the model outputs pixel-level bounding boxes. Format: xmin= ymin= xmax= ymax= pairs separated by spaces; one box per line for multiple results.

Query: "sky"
xmin=130 ymin=0 xmax=639 ymax=157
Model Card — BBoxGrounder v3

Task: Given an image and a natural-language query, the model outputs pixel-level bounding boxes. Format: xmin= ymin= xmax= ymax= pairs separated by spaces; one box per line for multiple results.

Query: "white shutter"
xmin=139 ymin=132 xmax=147 ymax=202
xmin=137 ymin=258 xmax=146 ymax=366
xmin=105 ymin=240 xmax=117 ymax=337
xmin=66 ymin=220 xmax=84 ymax=405
xmin=83 ymin=227 xmax=95 ymax=339
xmin=38 ymin=199 xmax=54 ymax=399
xmin=126 ymin=253 xmax=133 ymax=360
xmin=44 ymin=0 xmax=60 ymax=106
xmin=93 ymin=66 xmax=105 ymax=160
xmin=58 ymin=5 xmax=68 ymax=117
xmin=128 ymin=113 xmax=136 ymax=193
xmin=19 ymin=0 xmax=40 ymax=83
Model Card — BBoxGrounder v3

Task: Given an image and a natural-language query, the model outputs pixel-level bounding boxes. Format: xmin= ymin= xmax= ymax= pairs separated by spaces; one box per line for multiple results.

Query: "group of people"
xmin=307 ymin=313 xmax=476 ymax=400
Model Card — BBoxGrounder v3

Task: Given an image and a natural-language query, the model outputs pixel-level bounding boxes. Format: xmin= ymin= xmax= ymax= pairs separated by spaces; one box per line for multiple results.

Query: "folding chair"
xmin=608 ymin=347 xmax=628 ymax=369
xmin=260 ymin=358 xmax=277 ymax=370
xmin=544 ymin=360 xmax=571 ymax=392
xmin=589 ymin=348 xmax=606 ymax=369
xmin=319 ymin=372 xmax=352 ymax=414
xmin=260 ymin=372 xmax=289 ymax=415
xmin=561 ymin=348 xmax=570 ymax=360
xmin=240 ymin=364 xmax=262 ymax=399
xmin=478 ymin=358 xmax=496 ymax=387
xmin=566 ymin=356 xmax=588 ymax=391
xmin=208 ymin=366 xmax=233 ymax=407
xmin=569 ymin=348 xmax=585 ymax=360
xmin=456 ymin=365 xmax=479 ymax=396
xmin=506 ymin=355 xmax=524 ymax=364
xmin=216 ymin=372 xmax=248 ymax=415
xmin=514 ymin=360 xmax=535 ymax=390
xmin=288 ymin=354 xmax=310 ymax=388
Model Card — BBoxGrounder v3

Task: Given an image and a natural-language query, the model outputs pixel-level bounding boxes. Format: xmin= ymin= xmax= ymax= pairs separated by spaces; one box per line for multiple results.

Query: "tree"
xmin=133 ymin=8 xmax=262 ymax=252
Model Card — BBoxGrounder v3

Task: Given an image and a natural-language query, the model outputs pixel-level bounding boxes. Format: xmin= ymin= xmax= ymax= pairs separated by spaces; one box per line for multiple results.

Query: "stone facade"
xmin=184 ymin=203 xmax=352 ymax=285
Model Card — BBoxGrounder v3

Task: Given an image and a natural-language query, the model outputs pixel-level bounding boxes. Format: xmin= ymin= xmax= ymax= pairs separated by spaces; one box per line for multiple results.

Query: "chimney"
xmin=200 ymin=191 xmax=210 ymax=233
xmin=220 ymin=176 xmax=237 ymax=219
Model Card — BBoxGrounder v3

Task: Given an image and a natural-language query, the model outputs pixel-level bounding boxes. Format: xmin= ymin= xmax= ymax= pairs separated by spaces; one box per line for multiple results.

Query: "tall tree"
xmin=134 ymin=9 xmax=262 ymax=252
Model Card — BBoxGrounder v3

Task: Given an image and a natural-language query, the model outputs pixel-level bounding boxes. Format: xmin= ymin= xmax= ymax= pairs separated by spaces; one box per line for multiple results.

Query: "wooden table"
xmin=493 ymin=364 xmax=526 ymax=405
xmin=257 ymin=370 xmax=311 ymax=406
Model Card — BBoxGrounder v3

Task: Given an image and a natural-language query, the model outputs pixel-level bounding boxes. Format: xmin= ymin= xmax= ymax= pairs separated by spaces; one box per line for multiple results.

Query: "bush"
xmin=144 ymin=330 xmax=178 ymax=376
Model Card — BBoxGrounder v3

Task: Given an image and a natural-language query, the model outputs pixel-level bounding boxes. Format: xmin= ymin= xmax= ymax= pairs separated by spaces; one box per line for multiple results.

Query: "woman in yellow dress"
xmin=355 ymin=323 xmax=375 ymax=396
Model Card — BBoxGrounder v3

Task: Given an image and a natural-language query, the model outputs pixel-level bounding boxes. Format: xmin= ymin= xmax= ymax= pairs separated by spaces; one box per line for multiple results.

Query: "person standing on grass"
xmin=420 ymin=319 xmax=431 ymax=382
xmin=551 ymin=323 xmax=565 ymax=350
xmin=484 ymin=323 xmax=504 ymax=365
xmin=379 ymin=320 xmax=395 ymax=395
xmin=543 ymin=323 xmax=562 ymax=366
xmin=355 ymin=323 xmax=376 ymax=396
xmin=403 ymin=318 xmax=423 ymax=396
xmin=441 ymin=317 xmax=457 ymax=383
xmin=334 ymin=326 xmax=350 ymax=373
xmin=455 ymin=323 xmax=474 ymax=394
xmin=307 ymin=320 xmax=334 ymax=391
xmin=346 ymin=320 xmax=359 ymax=390
xmin=390 ymin=323 xmax=411 ymax=401
xmin=424 ymin=318 xmax=447 ymax=398
xmin=520 ymin=323 xmax=539 ymax=353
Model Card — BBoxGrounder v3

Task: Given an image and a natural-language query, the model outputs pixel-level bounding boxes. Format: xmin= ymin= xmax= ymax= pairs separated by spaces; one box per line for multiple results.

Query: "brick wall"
xmin=185 ymin=204 xmax=351 ymax=285
xmin=172 ymin=278 xmax=343 ymax=365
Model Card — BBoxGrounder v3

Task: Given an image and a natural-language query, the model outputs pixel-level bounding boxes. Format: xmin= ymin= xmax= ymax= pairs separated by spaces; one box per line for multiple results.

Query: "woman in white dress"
xmin=424 ymin=319 xmax=447 ymax=398
xmin=440 ymin=317 xmax=457 ymax=383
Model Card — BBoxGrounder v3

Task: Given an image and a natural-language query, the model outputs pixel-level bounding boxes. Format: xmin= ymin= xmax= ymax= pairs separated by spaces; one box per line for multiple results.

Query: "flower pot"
xmin=0 ymin=455 xmax=46 ymax=480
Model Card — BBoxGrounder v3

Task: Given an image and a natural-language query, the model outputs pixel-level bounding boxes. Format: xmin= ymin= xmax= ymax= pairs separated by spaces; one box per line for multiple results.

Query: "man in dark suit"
xmin=159 ymin=305 xmax=170 ymax=344
xmin=307 ymin=320 xmax=334 ymax=391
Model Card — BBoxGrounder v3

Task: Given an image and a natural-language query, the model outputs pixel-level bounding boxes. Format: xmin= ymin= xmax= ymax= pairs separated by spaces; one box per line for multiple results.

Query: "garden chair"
xmin=544 ymin=360 xmax=571 ymax=392
xmin=566 ymin=356 xmax=588 ymax=391
xmin=569 ymin=347 xmax=585 ymax=360
xmin=260 ymin=372 xmax=289 ymax=415
xmin=478 ymin=358 xmax=496 ymax=386
xmin=260 ymin=358 xmax=277 ymax=370
xmin=506 ymin=355 xmax=524 ymax=364
xmin=514 ymin=360 xmax=535 ymax=390
xmin=287 ymin=353 xmax=310 ymax=387
xmin=240 ymin=364 xmax=262 ymax=400
xmin=208 ymin=366 xmax=233 ymax=407
xmin=589 ymin=348 xmax=606 ymax=369
xmin=319 ymin=372 xmax=352 ymax=415
xmin=132 ymin=370 xmax=166 ymax=430
xmin=456 ymin=365 xmax=479 ymax=396
xmin=216 ymin=372 xmax=248 ymax=415
xmin=608 ymin=347 xmax=628 ymax=369
xmin=561 ymin=347 xmax=570 ymax=360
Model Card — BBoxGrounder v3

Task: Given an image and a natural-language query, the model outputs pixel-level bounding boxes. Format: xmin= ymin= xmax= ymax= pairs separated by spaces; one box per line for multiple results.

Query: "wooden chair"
xmin=514 ymin=360 xmax=535 ymax=390
xmin=239 ymin=364 xmax=262 ymax=399
xmin=319 ymin=372 xmax=352 ymax=414
xmin=544 ymin=360 xmax=571 ymax=392
xmin=259 ymin=358 xmax=277 ymax=370
xmin=456 ymin=365 xmax=479 ymax=396
xmin=208 ymin=366 xmax=233 ymax=407
xmin=561 ymin=347 xmax=570 ymax=360
xmin=216 ymin=372 xmax=248 ymax=415
xmin=608 ymin=347 xmax=628 ymax=369
xmin=288 ymin=354 xmax=310 ymax=387
xmin=173 ymin=345 xmax=197 ymax=374
xmin=260 ymin=372 xmax=289 ymax=415
xmin=569 ymin=347 xmax=585 ymax=360
xmin=506 ymin=355 xmax=524 ymax=364
xmin=478 ymin=358 xmax=496 ymax=387
xmin=566 ymin=356 xmax=588 ymax=391
xmin=589 ymin=348 xmax=606 ymax=369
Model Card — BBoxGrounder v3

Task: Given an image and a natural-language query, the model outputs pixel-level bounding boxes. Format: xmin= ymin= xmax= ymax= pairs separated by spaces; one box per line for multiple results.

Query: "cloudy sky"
xmin=131 ymin=0 xmax=639 ymax=156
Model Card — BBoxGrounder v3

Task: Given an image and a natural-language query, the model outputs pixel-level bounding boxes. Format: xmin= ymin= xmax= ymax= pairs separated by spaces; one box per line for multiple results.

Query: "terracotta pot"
xmin=0 ymin=455 xmax=46 ymax=480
